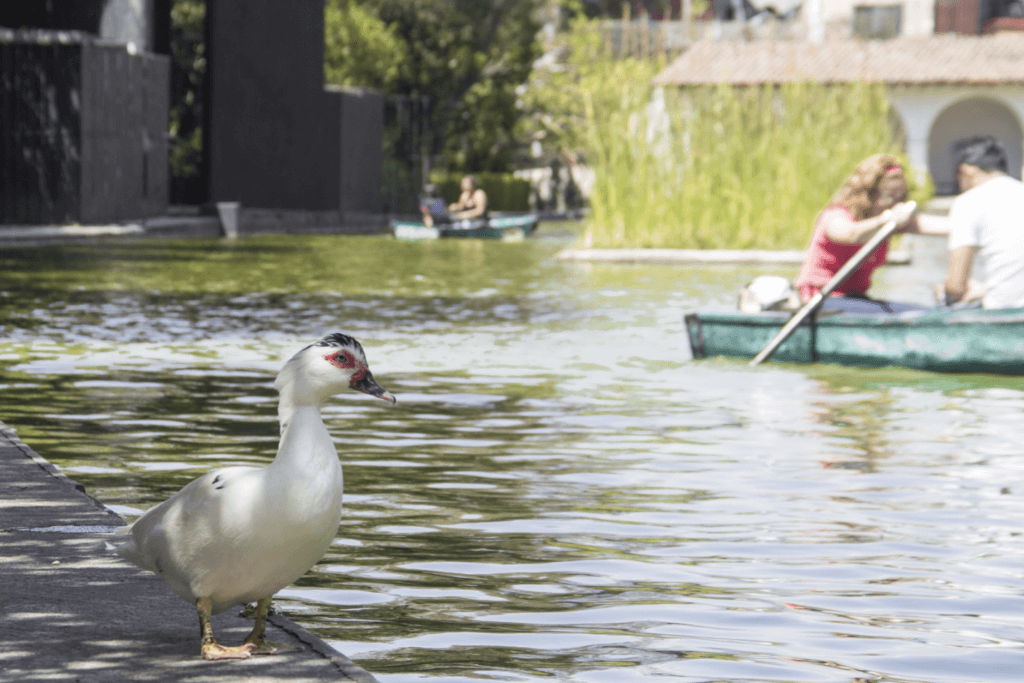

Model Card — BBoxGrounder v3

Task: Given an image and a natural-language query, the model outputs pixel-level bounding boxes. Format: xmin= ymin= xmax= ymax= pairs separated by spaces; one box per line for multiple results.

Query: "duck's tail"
xmin=104 ymin=522 xmax=136 ymax=556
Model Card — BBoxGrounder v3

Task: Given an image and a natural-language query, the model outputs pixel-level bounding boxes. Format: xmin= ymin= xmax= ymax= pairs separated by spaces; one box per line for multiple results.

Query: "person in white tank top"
xmin=940 ymin=136 xmax=1024 ymax=309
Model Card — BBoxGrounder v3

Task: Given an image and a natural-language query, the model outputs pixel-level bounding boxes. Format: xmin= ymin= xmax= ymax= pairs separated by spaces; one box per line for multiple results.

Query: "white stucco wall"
xmin=818 ymin=0 xmax=936 ymax=37
xmin=887 ymin=85 xmax=1024 ymax=194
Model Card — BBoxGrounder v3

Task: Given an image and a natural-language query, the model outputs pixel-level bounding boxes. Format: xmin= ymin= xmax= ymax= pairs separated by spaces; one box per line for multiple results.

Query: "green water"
xmin=2 ymin=229 xmax=1023 ymax=682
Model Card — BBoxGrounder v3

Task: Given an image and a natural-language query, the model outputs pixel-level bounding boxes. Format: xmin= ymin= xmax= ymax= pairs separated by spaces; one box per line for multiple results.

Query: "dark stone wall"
xmin=80 ymin=44 xmax=169 ymax=222
xmin=0 ymin=2 xmax=105 ymax=34
xmin=0 ymin=30 xmax=169 ymax=224
xmin=4 ymin=0 xmax=384 ymax=218
xmin=0 ymin=34 xmax=83 ymax=224
xmin=152 ymin=0 xmax=171 ymax=54
xmin=206 ymin=0 xmax=341 ymax=210
xmin=336 ymin=87 xmax=383 ymax=214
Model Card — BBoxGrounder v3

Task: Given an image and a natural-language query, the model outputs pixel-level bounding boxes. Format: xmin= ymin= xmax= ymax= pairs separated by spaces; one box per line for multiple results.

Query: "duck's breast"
xmin=201 ymin=456 xmax=344 ymax=610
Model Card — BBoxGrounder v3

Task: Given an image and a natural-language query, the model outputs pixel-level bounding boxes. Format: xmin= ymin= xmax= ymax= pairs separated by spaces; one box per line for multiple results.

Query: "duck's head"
xmin=275 ymin=333 xmax=396 ymax=406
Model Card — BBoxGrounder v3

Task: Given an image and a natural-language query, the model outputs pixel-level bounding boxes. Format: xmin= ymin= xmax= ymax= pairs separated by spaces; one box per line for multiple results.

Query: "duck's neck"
xmin=270 ymin=397 xmax=344 ymax=520
xmin=273 ymin=400 xmax=338 ymax=472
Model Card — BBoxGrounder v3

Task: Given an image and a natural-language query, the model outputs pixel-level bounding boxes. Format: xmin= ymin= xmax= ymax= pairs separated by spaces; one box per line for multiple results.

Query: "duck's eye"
xmin=326 ymin=352 xmax=354 ymax=369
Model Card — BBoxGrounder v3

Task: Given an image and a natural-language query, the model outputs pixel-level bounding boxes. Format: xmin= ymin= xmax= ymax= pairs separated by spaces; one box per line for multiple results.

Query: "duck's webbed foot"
xmin=244 ymin=639 xmax=280 ymax=656
xmin=243 ymin=596 xmax=282 ymax=655
xmin=196 ymin=597 xmax=256 ymax=660
xmin=201 ymin=641 xmax=257 ymax=660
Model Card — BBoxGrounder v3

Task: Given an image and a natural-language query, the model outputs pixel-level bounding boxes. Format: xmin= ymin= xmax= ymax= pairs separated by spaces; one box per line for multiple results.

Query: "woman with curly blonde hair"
xmin=794 ymin=154 xmax=927 ymax=312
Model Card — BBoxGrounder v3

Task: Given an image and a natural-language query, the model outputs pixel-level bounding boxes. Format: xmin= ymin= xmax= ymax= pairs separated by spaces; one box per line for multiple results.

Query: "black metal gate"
xmin=383 ymin=93 xmax=430 ymax=214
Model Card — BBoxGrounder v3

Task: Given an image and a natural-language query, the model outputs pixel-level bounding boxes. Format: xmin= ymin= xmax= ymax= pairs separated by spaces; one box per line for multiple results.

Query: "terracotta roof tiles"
xmin=652 ymin=33 xmax=1024 ymax=86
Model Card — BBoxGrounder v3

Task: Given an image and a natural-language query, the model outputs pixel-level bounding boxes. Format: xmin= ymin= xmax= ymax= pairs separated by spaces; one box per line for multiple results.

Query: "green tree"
xmin=325 ymin=0 xmax=542 ymax=173
xmin=517 ymin=1 xmax=709 ymax=162
xmin=168 ymin=0 xmax=206 ymax=203
xmin=517 ymin=10 xmax=607 ymax=160
xmin=323 ymin=0 xmax=406 ymax=91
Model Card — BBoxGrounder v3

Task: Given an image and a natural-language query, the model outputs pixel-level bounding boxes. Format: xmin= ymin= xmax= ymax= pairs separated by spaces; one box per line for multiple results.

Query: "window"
xmin=853 ymin=5 xmax=903 ymax=39
xmin=987 ymin=0 xmax=1024 ymax=21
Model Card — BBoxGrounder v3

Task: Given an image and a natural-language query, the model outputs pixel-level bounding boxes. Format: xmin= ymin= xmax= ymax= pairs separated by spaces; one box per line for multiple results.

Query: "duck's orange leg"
xmin=243 ymin=597 xmax=280 ymax=655
xmin=197 ymin=597 xmax=255 ymax=660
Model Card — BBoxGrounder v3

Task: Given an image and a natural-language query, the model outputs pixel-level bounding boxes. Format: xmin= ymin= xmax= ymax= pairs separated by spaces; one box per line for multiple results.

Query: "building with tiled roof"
xmin=653 ymin=33 xmax=1024 ymax=86
xmin=653 ymin=32 xmax=1024 ymax=194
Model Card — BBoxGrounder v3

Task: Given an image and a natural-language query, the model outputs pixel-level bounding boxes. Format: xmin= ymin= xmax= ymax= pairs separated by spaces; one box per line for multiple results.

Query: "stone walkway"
xmin=0 ymin=422 xmax=377 ymax=683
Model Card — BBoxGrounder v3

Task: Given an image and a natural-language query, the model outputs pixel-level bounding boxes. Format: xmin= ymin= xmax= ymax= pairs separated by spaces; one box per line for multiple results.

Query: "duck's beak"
xmin=353 ymin=371 xmax=396 ymax=404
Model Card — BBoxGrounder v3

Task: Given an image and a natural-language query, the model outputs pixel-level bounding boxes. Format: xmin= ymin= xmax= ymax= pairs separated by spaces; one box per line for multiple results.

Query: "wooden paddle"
xmin=749 ymin=200 xmax=915 ymax=367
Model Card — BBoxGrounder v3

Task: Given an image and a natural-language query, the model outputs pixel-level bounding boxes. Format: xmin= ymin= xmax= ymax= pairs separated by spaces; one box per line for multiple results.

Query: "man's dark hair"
xmin=953 ymin=135 xmax=1008 ymax=173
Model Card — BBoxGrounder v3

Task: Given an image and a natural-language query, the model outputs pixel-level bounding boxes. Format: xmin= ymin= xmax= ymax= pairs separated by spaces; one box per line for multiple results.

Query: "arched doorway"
xmin=929 ymin=97 xmax=1023 ymax=195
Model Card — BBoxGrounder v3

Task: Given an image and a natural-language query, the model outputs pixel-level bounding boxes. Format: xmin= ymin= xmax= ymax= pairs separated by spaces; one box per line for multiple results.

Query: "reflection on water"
xmin=1 ymin=230 xmax=1023 ymax=682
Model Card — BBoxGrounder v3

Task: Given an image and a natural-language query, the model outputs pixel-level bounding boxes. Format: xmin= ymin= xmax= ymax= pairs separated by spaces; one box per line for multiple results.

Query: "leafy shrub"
xmin=585 ymin=79 xmax=923 ymax=249
xmin=544 ymin=19 xmax=929 ymax=249
xmin=430 ymin=173 xmax=532 ymax=212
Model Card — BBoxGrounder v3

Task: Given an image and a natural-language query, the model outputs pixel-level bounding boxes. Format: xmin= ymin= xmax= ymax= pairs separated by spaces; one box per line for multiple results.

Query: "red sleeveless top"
xmin=794 ymin=206 xmax=889 ymax=302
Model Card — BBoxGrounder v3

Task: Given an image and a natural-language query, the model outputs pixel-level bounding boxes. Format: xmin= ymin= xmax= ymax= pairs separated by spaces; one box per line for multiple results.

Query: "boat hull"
xmin=392 ymin=215 xmax=540 ymax=241
xmin=684 ymin=307 xmax=1024 ymax=374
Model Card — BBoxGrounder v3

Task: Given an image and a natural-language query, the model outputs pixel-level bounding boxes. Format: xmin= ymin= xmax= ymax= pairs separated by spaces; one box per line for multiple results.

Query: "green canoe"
xmin=392 ymin=214 xmax=540 ymax=241
xmin=684 ymin=307 xmax=1024 ymax=374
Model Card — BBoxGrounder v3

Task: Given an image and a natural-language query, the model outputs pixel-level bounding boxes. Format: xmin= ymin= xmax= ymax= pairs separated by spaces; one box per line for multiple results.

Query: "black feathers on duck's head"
xmin=287 ymin=333 xmax=367 ymax=372
xmin=296 ymin=333 xmax=368 ymax=364
xmin=313 ymin=333 xmax=364 ymax=353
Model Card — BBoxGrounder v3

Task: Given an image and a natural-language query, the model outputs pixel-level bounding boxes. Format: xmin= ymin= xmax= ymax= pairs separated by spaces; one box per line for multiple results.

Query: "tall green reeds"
xmin=581 ymin=60 xmax=920 ymax=249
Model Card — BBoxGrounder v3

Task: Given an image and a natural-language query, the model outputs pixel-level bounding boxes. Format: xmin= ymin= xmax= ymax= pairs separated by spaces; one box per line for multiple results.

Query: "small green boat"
xmin=685 ymin=307 xmax=1024 ymax=374
xmin=392 ymin=214 xmax=540 ymax=241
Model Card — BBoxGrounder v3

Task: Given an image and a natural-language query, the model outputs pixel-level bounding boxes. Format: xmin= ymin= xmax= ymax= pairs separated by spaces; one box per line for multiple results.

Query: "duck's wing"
xmin=113 ymin=466 xmax=259 ymax=580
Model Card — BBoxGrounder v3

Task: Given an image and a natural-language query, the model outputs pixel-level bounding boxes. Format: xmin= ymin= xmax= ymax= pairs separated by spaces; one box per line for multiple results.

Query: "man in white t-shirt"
xmin=939 ymin=136 xmax=1024 ymax=309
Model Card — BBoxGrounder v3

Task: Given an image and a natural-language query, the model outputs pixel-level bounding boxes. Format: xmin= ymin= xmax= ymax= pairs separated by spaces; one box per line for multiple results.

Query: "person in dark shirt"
xmin=419 ymin=184 xmax=450 ymax=228
xmin=448 ymin=176 xmax=488 ymax=220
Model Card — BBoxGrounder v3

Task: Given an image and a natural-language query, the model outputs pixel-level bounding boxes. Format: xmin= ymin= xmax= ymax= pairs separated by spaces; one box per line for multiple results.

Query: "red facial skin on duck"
xmin=325 ymin=351 xmax=366 ymax=380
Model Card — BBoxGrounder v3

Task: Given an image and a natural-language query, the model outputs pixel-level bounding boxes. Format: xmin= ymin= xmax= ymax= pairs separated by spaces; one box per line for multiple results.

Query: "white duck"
xmin=113 ymin=333 xmax=395 ymax=660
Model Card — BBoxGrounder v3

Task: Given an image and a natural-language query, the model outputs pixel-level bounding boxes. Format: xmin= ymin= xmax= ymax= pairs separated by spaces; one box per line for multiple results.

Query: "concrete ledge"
xmin=0 ymin=209 xmax=392 ymax=247
xmin=556 ymin=248 xmax=912 ymax=265
xmin=0 ymin=420 xmax=378 ymax=683
xmin=0 ymin=224 xmax=145 ymax=242
xmin=144 ymin=215 xmax=224 ymax=239
xmin=240 ymin=209 xmax=389 ymax=236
